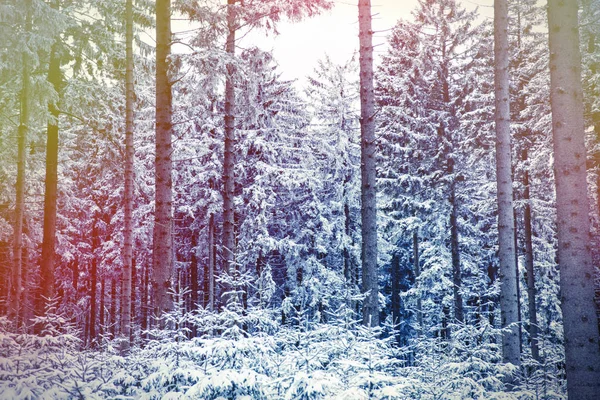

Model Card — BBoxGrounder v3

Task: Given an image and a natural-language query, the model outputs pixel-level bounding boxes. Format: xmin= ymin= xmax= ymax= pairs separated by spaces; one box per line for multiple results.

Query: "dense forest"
xmin=1 ymin=0 xmax=600 ymax=398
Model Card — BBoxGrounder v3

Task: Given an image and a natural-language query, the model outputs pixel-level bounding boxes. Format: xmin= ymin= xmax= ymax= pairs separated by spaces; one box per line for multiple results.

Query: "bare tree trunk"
xmin=547 ymin=0 xmax=600 ymax=396
xmin=494 ymin=0 xmax=521 ymax=365
xmin=449 ymin=181 xmax=464 ymax=324
xmin=413 ymin=230 xmax=423 ymax=334
xmin=89 ymin=221 xmax=99 ymax=347
xmin=38 ymin=40 xmax=61 ymax=321
xmin=358 ymin=0 xmax=379 ymax=328
xmin=153 ymin=0 xmax=173 ymax=318
xmin=110 ymin=277 xmax=117 ymax=337
xmin=10 ymin=0 xmax=31 ymax=325
xmin=521 ymin=148 xmax=539 ymax=361
xmin=121 ymin=0 xmax=134 ymax=349
xmin=223 ymin=0 xmax=237 ymax=304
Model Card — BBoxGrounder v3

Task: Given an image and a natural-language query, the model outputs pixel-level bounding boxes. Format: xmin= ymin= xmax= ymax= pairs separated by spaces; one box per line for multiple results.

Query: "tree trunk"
xmin=413 ymin=230 xmax=423 ymax=334
xmin=521 ymin=148 xmax=539 ymax=361
xmin=223 ymin=0 xmax=237 ymax=304
xmin=10 ymin=0 xmax=31 ymax=324
xmin=110 ymin=277 xmax=117 ymax=337
xmin=449 ymin=181 xmax=464 ymax=324
xmin=391 ymin=253 xmax=401 ymax=335
xmin=494 ymin=0 xmax=520 ymax=365
xmin=205 ymin=214 xmax=215 ymax=310
xmin=121 ymin=0 xmax=134 ymax=349
xmin=190 ymin=227 xmax=199 ymax=310
xmin=38 ymin=39 xmax=61 ymax=318
xmin=153 ymin=0 xmax=174 ymax=318
xmin=89 ymin=221 xmax=99 ymax=347
xmin=547 ymin=0 xmax=600 ymax=396
xmin=358 ymin=0 xmax=379 ymax=328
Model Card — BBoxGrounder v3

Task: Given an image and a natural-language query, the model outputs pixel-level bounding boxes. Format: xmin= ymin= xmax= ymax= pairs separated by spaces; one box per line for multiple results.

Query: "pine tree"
xmin=358 ymin=0 xmax=378 ymax=328
xmin=547 ymin=0 xmax=600 ymax=396
xmin=493 ymin=0 xmax=520 ymax=365
xmin=154 ymin=0 xmax=174 ymax=318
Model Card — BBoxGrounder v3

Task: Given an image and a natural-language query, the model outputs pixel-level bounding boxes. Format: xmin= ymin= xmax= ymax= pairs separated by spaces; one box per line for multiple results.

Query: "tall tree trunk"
xmin=522 ymin=148 xmax=539 ymax=361
xmin=89 ymin=221 xmax=99 ymax=347
xmin=110 ymin=277 xmax=117 ymax=337
xmin=99 ymin=274 xmax=105 ymax=339
xmin=121 ymin=0 xmax=134 ymax=349
xmin=190 ymin=227 xmax=199 ymax=309
xmin=223 ymin=0 xmax=237 ymax=305
xmin=153 ymin=0 xmax=173 ymax=318
xmin=358 ymin=0 xmax=379 ymax=328
xmin=390 ymin=253 xmax=401 ymax=334
xmin=38 ymin=40 xmax=61 ymax=318
xmin=10 ymin=0 xmax=31 ymax=324
xmin=130 ymin=257 xmax=136 ymax=343
xmin=141 ymin=263 xmax=149 ymax=338
xmin=204 ymin=214 xmax=215 ymax=310
xmin=547 ymin=0 xmax=600 ymax=397
xmin=413 ymin=230 xmax=423 ymax=334
xmin=449 ymin=181 xmax=464 ymax=324
xmin=494 ymin=0 xmax=520 ymax=365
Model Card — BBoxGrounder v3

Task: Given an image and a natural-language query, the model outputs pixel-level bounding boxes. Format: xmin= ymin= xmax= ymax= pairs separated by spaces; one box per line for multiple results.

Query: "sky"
xmin=237 ymin=0 xmax=493 ymax=83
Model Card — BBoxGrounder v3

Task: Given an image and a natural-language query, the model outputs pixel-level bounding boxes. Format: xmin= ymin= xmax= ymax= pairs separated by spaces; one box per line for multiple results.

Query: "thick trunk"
xmin=153 ymin=0 xmax=173 ymax=318
xmin=10 ymin=0 xmax=31 ymax=323
xmin=38 ymin=41 xmax=61 ymax=318
xmin=121 ymin=0 xmax=134 ymax=348
xmin=358 ymin=0 xmax=379 ymax=328
xmin=547 ymin=0 xmax=600 ymax=397
xmin=494 ymin=0 xmax=520 ymax=365
xmin=223 ymin=0 xmax=237 ymax=302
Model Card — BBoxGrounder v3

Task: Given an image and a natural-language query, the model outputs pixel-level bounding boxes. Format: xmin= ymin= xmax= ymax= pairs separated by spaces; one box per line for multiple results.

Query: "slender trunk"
xmin=223 ymin=0 xmax=237 ymax=304
xmin=494 ymin=0 xmax=520 ymax=365
xmin=99 ymin=275 xmax=105 ymax=338
xmin=110 ymin=277 xmax=117 ymax=337
xmin=121 ymin=0 xmax=134 ymax=348
xmin=547 ymin=1 xmax=600 ymax=396
xmin=10 ymin=0 xmax=31 ymax=324
xmin=358 ymin=0 xmax=379 ymax=328
xmin=141 ymin=263 xmax=149 ymax=338
xmin=449 ymin=181 xmax=464 ymax=324
xmin=153 ymin=0 xmax=173 ymax=318
xmin=413 ymin=230 xmax=423 ymax=334
xmin=522 ymin=148 xmax=539 ymax=361
xmin=89 ymin=222 xmax=99 ymax=347
xmin=190 ymin=228 xmax=199 ymax=310
xmin=390 ymin=253 xmax=401 ymax=333
xmin=131 ymin=257 xmax=136 ymax=343
xmin=204 ymin=214 xmax=215 ymax=310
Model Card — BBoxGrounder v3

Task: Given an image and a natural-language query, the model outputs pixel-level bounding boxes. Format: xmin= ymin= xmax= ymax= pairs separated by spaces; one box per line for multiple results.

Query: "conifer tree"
xmin=547 ymin=0 xmax=600 ymax=396
xmin=494 ymin=0 xmax=520 ymax=365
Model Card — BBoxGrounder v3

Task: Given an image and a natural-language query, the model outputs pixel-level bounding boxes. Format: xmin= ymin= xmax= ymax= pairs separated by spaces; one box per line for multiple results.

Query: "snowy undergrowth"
xmin=0 ymin=314 xmax=566 ymax=399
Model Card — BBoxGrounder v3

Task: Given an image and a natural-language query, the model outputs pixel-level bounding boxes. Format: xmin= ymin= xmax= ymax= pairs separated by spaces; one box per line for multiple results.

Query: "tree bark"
xmin=358 ymin=0 xmax=379 ymax=328
xmin=522 ymin=148 xmax=539 ymax=361
xmin=547 ymin=0 xmax=600 ymax=396
xmin=153 ymin=0 xmax=174 ymax=318
xmin=413 ymin=230 xmax=423 ymax=334
xmin=89 ymin=221 xmax=99 ymax=347
xmin=449 ymin=181 xmax=464 ymax=324
xmin=38 ymin=39 xmax=61 ymax=318
xmin=121 ymin=0 xmax=134 ymax=349
xmin=223 ymin=0 xmax=237 ymax=304
xmin=494 ymin=0 xmax=521 ymax=365
xmin=10 ymin=0 xmax=31 ymax=324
